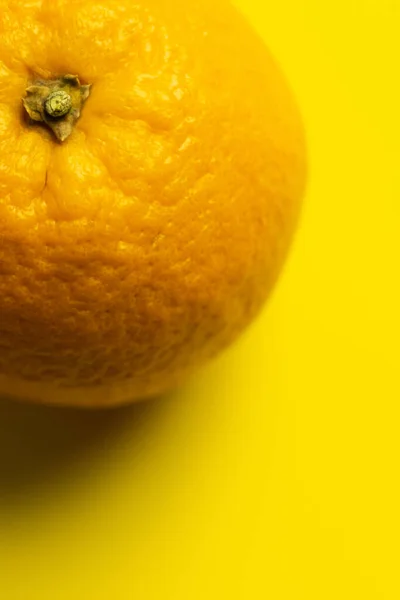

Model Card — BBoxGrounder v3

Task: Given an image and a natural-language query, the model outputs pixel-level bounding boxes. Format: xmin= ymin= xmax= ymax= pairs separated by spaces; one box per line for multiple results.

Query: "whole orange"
xmin=0 ymin=0 xmax=306 ymax=407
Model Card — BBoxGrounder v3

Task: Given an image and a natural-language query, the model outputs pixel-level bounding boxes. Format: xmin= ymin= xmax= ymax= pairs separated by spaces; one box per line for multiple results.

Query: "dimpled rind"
xmin=0 ymin=0 xmax=306 ymax=406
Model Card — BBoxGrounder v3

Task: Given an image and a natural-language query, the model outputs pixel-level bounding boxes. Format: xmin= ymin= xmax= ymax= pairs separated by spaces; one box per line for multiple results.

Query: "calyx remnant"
xmin=23 ymin=74 xmax=91 ymax=142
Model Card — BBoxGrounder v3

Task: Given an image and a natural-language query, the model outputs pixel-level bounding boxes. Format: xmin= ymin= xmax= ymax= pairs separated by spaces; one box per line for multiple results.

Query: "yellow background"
xmin=1 ymin=1 xmax=399 ymax=598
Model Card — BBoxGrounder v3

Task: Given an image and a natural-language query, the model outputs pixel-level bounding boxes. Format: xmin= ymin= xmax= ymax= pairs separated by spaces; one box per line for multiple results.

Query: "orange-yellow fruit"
xmin=0 ymin=0 xmax=306 ymax=407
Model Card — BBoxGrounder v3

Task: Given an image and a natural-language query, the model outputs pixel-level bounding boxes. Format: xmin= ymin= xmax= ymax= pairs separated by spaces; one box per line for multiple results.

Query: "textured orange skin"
xmin=0 ymin=0 xmax=306 ymax=407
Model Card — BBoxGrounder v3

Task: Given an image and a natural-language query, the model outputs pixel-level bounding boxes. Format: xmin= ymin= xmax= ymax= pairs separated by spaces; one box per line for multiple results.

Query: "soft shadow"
xmin=0 ymin=393 xmax=169 ymax=505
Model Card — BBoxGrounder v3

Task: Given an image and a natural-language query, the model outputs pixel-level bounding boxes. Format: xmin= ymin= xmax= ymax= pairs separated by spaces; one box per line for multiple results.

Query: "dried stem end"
xmin=23 ymin=74 xmax=91 ymax=142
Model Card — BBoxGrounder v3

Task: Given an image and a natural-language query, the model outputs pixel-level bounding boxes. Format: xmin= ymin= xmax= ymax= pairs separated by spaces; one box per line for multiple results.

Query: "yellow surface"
xmin=0 ymin=0 xmax=399 ymax=597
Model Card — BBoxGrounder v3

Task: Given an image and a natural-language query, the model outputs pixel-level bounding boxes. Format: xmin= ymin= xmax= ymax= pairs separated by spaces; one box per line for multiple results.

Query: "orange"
xmin=0 ymin=0 xmax=306 ymax=407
